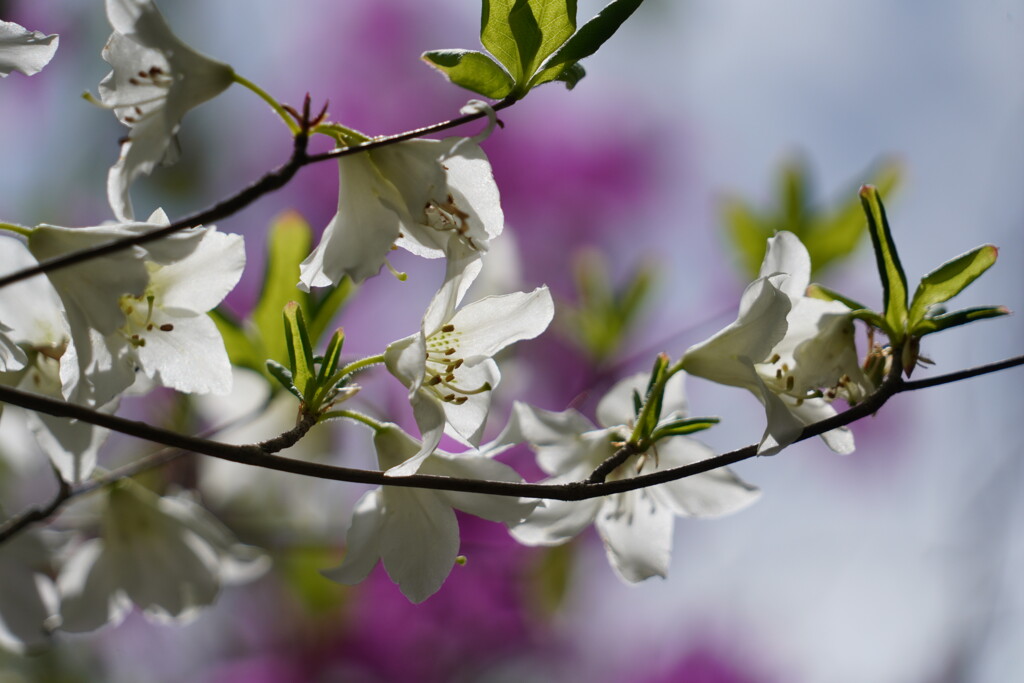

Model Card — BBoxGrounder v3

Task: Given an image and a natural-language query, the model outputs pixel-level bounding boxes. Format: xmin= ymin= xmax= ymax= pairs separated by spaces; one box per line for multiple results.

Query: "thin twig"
xmin=0 ymin=354 xmax=1018 ymax=523
xmin=0 ymin=98 xmax=514 ymax=290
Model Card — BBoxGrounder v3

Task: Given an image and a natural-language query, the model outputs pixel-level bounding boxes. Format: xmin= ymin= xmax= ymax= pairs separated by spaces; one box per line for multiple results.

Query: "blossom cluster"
xmin=0 ymin=0 xmax=1008 ymax=653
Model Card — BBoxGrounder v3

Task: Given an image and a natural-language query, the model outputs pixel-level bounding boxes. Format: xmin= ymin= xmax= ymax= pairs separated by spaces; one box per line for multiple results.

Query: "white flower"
xmin=0 ymin=321 xmax=26 ymax=372
xmin=100 ymin=0 xmax=235 ymax=220
xmin=0 ymin=238 xmax=112 ymax=482
xmin=509 ymin=372 xmax=760 ymax=583
xmin=682 ymin=231 xmax=871 ymax=454
xmin=299 ymin=104 xmax=503 ymax=289
xmin=0 ymin=530 xmax=58 ymax=652
xmin=57 ymin=482 xmax=269 ymax=633
xmin=26 ymin=211 xmax=236 ymax=407
xmin=321 ymin=424 xmax=536 ymax=603
xmin=383 ymin=285 xmax=554 ymax=476
xmin=0 ymin=20 xmax=58 ymax=78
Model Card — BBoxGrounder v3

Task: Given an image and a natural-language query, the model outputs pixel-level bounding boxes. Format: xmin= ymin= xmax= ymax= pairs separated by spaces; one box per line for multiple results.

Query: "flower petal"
xmin=445 ymin=287 xmax=554 ymax=358
xmin=0 ymin=21 xmax=58 ymax=78
xmin=379 ymin=486 xmax=460 ymax=603
xmin=651 ymin=438 xmax=761 ymax=517
xmin=595 ymin=489 xmax=674 ymax=583
xmin=321 ymin=489 xmax=385 ymax=586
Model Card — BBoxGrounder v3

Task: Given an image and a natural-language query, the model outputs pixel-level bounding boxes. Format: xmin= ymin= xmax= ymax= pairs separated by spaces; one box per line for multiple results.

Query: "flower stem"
xmin=232 ymin=73 xmax=301 ymax=135
xmin=0 ymin=222 xmax=32 ymax=238
xmin=338 ymin=354 xmax=386 ymax=377
xmin=322 ymin=409 xmax=386 ymax=432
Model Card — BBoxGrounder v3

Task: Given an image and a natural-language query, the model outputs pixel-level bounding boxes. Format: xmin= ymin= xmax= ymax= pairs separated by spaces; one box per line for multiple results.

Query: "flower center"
xmin=424 ymin=194 xmax=481 ymax=251
xmin=758 ymin=353 xmax=858 ymax=405
xmin=119 ymin=292 xmax=173 ymax=348
xmin=421 ymin=323 xmax=490 ymax=404
xmin=119 ymin=66 xmax=174 ymax=124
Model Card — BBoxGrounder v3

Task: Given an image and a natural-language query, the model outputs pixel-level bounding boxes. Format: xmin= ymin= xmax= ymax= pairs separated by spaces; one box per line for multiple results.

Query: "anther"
xmin=770 ymin=353 xmax=781 ymax=364
xmin=159 ymin=324 xmax=174 ymax=332
xmin=776 ymin=368 xmax=783 ymax=379
xmin=444 ymin=348 xmax=456 ymax=356
xmin=427 ymin=376 xmax=443 ymax=386
xmin=786 ymin=375 xmax=795 ymax=390
xmin=441 ymin=324 xmax=455 ymax=333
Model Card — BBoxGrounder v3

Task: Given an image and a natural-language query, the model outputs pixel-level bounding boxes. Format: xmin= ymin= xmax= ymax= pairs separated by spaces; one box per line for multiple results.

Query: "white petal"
xmin=57 ymin=539 xmax=130 ymax=633
xmin=322 ymin=489 xmax=385 ymax=586
xmin=445 ymin=287 xmax=554 ymax=359
xmin=788 ymin=397 xmax=855 ymax=454
xmin=440 ymin=138 xmax=503 ymax=242
xmin=152 ymin=229 xmax=244 ymax=313
xmin=0 ymin=21 xmax=58 ymax=78
xmin=385 ymin=394 xmax=445 ymax=477
xmin=511 ymin=496 xmax=603 ymax=546
xmin=379 ymin=487 xmax=460 ymax=603
xmin=299 ymin=155 xmax=404 ymax=288
xmin=383 ymin=333 xmax=425 ymax=390
xmin=0 ymin=533 xmax=56 ymax=650
xmin=595 ymin=489 xmax=674 ymax=583
xmin=651 ymin=438 xmax=761 ymax=517
xmin=682 ymin=277 xmax=791 ymax=387
xmin=759 ymin=230 xmax=810 ymax=299
xmin=423 ymin=451 xmax=537 ymax=523
xmin=439 ymin=359 xmax=499 ymax=446
xmin=135 ymin=313 xmax=233 ymax=394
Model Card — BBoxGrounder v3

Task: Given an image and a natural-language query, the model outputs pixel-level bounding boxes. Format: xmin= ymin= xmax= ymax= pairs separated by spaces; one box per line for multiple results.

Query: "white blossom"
xmin=682 ymin=231 xmax=871 ymax=454
xmin=299 ymin=104 xmax=503 ymax=289
xmin=322 ymin=424 xmax=536 ymax=603
xmin=0 ymin=20 xmax=57 ymax=78
xmin=58 ymin=482 xmax=269 ymax=632
xmin=383 ymin=284 xmax=553 ymax=476
xmin=0 ymin=531 xmax=58 ymax=652
xmin=509 ymin=372 xmax=760 ymax=583
xmin=0 ymin=238 xmax=111 ymax=482
xmin=100 ymin=0 xmax=235 ymax=220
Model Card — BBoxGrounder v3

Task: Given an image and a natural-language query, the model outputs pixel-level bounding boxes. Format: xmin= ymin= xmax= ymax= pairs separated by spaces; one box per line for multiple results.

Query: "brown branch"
xmin=0 ymin=411 xmax=316 ymax=544
xmin=0 ymin=98 xmax=515 ymax=291
xmin=0 ymin=352 xmax=1019 ymax=532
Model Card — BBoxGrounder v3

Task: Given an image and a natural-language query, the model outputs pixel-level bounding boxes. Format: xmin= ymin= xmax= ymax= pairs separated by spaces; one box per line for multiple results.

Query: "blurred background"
xmin=0 ymin=0 xmax=1022 ymax=681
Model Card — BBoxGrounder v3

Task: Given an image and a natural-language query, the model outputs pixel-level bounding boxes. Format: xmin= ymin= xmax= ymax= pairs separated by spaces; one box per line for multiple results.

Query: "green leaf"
xmin=421 ymin=49 xmax=515 ymax=99
xmin=482 ymin=0 xmax=538 ymax=83
xmin=283 ymin=302 xmax=316 ymax=402
xmin=534 ymin=0 xmax=644 ymax=78
xmin=908 ymin=244 xmax=998 ymax=329
xmin=860 ymin=185 xmax=909 ymax=335
xmin=527 ymin=0 xmax=578 ymax=75
xmin=652 ymin=416 xmax=720 ymax=441
xmin=849 ymin=308 xmax=892 ymax=335
xmin=266 ymin=360 xmax=302 ymax=400
xmin=553 ymin=61 xmax=586 ymax=89
xmin=913 ymin=305 xmax=1009 ymax=336
xmin=805 ymin=283 xmax=869 ymax=312
xmin=316 ymin=329 xmax=345 ymax=386
xmin=211 ymin=309 xmax=264 ymax=374
xmin=253 ymin=212 xmax=312 ymax=367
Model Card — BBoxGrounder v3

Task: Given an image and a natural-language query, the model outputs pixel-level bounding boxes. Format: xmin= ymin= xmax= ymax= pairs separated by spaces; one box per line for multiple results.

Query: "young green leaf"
xmin=421 ymin=49 xmax=515 ymax=99
xmin=283 ymin=302 xmax=316 ymax=402
xmin=316 ymin=328 xmax=345 ymax=386
xmin=908 ymin=244 xmax=998 ymax=328
xmin=860 ymin=185 xmax=909 ymax=335
xmin=266 ymin=360 xmax=302 ymax=400
xmin=309 ymin=276 xmax=355 ymax=347
xmin=651 ymin=416 xmax=720 ymax=441
xmin=805 ymin=283 xmax=869 ymax=312
xmin=531 ymin=0 xmax=644 ymax=88
xmin=482 ymin=0 xmax=538 ymax=83
xmin=912 ymin=305 xmax=1010 ymax=337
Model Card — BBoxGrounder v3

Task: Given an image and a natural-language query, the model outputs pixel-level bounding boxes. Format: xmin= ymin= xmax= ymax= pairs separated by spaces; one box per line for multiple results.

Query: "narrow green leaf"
xmin=283 ymin=302 xmax=316 ymax=402
xmin=631 ymin=389 xmax=643 ymax=418
xmin=421 ymin=49 xmax=515 ymax=99
xmin=849 ymin=308 xmax=893 ymax=335
xmin=316 ymin=329 xmax=345 ymax=386
xmin=652 ymin=417 xmax=720 ymax=441
xmin=253 ymin=212 xmax=312 ymax=366
xmin=913 ymin=305 xmax=1010 ymax=337
xmin=210 ymin=309 xmax=263 ymax=373
xmin=536 ymin=0 xmax=644 ymax=75
xmin=805 ymin=283 xmax=869 ymax=312
xmin=908 ymin=245 xmax=998 ymax=328
xmin=266 ymin=360 xmax=303 ymax=401
xmin=553 ymin=61 xmax=585 ymax=89
xmin=526 ymin=0 xmax=577 ymax=77
xmin=859 ymin=185 xmax=909 ymax=335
